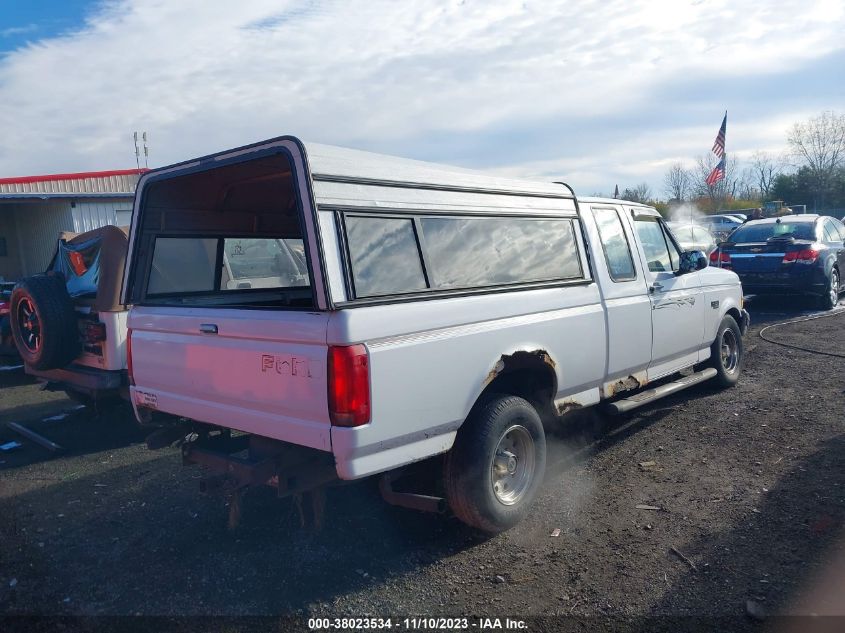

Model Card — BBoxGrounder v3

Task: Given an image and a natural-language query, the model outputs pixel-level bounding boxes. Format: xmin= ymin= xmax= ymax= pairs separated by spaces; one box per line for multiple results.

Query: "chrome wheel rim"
xmin=16 ymin=298 xmax=41 ymax=353
xmin=830 ymin=270 xmax=839 ymax=306
xmin=720 ymin=328 xmax=739 ymax=374
xmin=491 ymin=425 xmax=535 ymax=506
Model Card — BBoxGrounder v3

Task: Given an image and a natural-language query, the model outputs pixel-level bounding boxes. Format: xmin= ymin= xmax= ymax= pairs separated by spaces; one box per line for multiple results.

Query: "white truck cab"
xmin=123 ymin=137 xmax=748 ymax=532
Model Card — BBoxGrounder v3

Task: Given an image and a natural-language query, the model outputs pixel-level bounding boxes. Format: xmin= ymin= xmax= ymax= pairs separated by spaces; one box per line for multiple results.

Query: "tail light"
xmin=126 ymin=329 xmax=134 ymax=386
xmin=709 ymin=250 xmax=731 ymax=269
xmin=328 ymin=344 xmax=370 ymax=427
xmin=0 ymin=301 xmax=9 ymax=316
xmin=783 ymin=248 xmax=820 ymax=264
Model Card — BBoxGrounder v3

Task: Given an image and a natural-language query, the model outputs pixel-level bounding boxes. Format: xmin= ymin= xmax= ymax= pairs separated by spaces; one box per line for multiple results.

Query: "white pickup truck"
xmin=122 ymin=137 xmax=749 ymax=532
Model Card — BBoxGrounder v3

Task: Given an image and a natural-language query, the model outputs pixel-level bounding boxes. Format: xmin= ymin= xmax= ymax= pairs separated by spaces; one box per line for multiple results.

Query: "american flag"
xmin=705 ymin=157 xmax=726 ymax=186
xmin=712 ymin=113 xmax=727 ymax=158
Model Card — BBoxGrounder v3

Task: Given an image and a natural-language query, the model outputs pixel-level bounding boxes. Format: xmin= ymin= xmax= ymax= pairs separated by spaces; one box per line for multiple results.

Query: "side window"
xmin=832 ymin=219 xmax=845 ymax=241
xmin=345 ymin=216 xmax=427 ymax=297
xmin=822 ymin=220 xmax=839 ymax=243
xmin=419 ymin=217 xmax=582 ymax=288
xmin=634 ymin=218 xmax=678 ymax=273
xmin=341 ymin=213 xmax=585 ymax=300
xmin=592 ymin=207 xmax=636 ymax=281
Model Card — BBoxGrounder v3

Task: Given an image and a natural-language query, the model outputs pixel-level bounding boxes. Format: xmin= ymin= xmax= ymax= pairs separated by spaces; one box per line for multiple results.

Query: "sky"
xmin=0 ymin=0 xmax=843 ymax=197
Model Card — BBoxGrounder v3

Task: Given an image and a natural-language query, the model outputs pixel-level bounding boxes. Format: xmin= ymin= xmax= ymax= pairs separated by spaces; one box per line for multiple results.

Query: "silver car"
xmin=667 ymin=222 xmax=718 ymax=255
xmin=698 ymin=214 xmax=744 ymax=241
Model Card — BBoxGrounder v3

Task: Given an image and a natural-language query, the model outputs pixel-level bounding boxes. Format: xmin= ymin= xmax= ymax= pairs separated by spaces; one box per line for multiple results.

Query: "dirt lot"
xmin=1 ymin=298 xmax=843 ymax=630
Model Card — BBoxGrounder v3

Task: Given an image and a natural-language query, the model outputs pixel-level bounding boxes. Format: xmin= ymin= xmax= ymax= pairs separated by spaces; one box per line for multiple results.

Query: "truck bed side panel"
xmin=330 ymin=285 xmax=605 ymax=478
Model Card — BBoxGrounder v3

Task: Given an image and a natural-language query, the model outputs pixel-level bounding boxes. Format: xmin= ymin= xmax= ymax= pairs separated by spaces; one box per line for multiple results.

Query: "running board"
xmin=607 ymin=367 xmax=717 ymax=415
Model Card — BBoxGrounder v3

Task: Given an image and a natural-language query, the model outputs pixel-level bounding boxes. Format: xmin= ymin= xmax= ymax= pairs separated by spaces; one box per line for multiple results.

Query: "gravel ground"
xmin=1 ymin=298 xmax=843 ymax=631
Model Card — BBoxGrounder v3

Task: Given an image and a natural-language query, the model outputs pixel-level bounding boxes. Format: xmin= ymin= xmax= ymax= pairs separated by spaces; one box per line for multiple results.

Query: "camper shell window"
xmin=129 ymin=152 xmax=314 ymax=308
xmin=341 ymin=211 xmax=585 ymax=300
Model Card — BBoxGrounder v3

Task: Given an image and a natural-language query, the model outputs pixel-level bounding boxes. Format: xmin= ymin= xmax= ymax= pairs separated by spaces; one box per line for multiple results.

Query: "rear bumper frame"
xmin=181 ymin=431 xmax=338 ymax=497
xmin=26 ymin=363 xmax=126 ymax=398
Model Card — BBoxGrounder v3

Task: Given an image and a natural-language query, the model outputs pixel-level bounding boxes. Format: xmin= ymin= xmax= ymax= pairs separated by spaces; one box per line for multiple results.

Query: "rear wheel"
xmin=708 ymin=315 xmax=743 ymax=388
xmin=443 ymin=395 xmax=546 ymax=533
xmin=820 ymin=267 xmax=840 ymax=310
xmin=10 ymin=274 xmax=80 ymax=370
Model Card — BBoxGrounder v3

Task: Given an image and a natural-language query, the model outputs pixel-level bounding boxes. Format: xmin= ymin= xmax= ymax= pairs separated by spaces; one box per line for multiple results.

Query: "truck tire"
xmin=444 ymin=395 xmax=546 ymax=533
xmin=708 ymin=314 xmax=743 ymax=388
xmin=10 ymin=274 xmax=80 ymax=370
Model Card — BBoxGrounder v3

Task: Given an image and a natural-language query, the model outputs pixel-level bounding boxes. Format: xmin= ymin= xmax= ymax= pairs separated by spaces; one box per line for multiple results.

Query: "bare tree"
xmin=663 ymin=162 xmax=691 ymax=202
xmin=737 ymin=166 xmax=758 ymax=201
xmin=749 ymin=150 xmax=784 ymax=201
xmin=621 ymin=182 xmax=652 ymax=204
xmin=787 ymin=110 xmax=845 ymax=209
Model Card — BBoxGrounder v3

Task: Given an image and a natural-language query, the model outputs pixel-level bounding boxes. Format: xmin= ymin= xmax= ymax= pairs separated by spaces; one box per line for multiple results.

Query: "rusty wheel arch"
xmin=470 ymin=349 xmax=559 ymax=422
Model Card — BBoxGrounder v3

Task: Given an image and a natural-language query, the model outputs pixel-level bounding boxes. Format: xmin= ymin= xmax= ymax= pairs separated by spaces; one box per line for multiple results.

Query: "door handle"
xmin=199 ymin=323 xmax=218 ymax=335
xmin=649 ymin=282 xmax=664 ymax=293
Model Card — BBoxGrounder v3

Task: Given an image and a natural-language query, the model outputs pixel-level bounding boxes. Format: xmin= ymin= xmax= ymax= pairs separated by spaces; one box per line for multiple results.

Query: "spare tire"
xmin=10 ymin=273 xmax=80 ymax=370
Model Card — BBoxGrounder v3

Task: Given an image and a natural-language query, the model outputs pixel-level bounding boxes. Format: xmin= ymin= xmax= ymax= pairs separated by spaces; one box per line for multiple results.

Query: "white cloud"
xmin=0 ymin=0 xmax=842 ymax=195
xmin=0 ymin=24 xmax=38 ymax=38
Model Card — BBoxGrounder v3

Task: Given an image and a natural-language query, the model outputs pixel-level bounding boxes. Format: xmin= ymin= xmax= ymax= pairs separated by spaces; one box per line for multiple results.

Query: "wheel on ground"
xmin=819 ymin=267 xmax=840 ymax=310
xmin=443 ymin=395 xmax=546 ymax=533
xmin=10 ymin=274 xmax=80 ymax=370
xmin=708 ymin=315 xmax=743 ymax=388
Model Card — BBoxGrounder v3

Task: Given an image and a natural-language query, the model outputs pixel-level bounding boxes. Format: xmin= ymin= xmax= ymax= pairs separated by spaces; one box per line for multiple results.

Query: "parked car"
xmin=9 ymin=226 xmax=131 ymax=404
xmin=710 ymin=214 xmax=845 ymax=309
xmin=698 ymin=214 xmax=744 ymax=241
xmin=667 ymin=222 xmax=718 ymax=255
xmin=122 ymin=137 xmax=749 ymax=533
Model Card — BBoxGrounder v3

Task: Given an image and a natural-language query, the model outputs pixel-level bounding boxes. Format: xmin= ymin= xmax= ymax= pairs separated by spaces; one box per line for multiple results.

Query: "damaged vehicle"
xmin=9 ymin=225 xmax=130 ymax=405
xmin=122 ymin=137 xmax=749 ymax=532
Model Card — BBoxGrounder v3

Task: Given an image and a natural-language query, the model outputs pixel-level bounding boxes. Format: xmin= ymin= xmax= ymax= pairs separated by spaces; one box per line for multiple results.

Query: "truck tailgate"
xmin=129 ymin=307 xmax=332 ymax=451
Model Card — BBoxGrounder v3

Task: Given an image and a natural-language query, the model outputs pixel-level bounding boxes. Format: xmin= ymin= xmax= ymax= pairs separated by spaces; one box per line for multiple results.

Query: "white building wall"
xmin=12 ymin=201 xmax=74 ymax=276
xmin=0 ymin=208 xmax=23 ymax=281
xmin=71 ymin=198 xmax=134 ymax=232
xmin=1 ymin=196 xmax=133 ymax=279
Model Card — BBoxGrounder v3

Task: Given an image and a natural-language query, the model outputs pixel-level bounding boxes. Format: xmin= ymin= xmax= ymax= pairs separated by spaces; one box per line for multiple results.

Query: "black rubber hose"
xmin=758 ymin=307 xmax=845 ymax=359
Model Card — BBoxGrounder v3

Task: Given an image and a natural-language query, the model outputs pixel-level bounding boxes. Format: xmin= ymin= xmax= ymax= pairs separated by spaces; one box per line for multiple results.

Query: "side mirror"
xmin=678 ymin=250 xmax=707 ymax=275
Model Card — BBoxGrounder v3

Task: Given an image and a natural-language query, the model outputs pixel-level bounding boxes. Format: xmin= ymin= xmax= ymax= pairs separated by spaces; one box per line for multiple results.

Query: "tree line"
xmin=618 ymin=111 xmax=845 ymax=214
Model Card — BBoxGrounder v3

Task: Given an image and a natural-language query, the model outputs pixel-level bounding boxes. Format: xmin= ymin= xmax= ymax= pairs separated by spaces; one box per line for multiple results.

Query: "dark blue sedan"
xmin=710 ymin=214 xmax=845 ymax=309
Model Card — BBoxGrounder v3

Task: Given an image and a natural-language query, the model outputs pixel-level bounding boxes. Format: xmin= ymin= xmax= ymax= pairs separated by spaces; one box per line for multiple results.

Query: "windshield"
xmin=729 ymin=222 xmax=816 ymax=243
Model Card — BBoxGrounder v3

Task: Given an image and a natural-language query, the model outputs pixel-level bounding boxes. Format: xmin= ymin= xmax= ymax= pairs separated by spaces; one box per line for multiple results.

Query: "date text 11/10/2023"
xmin=307 ymin=617 xmax=528 ymax=630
